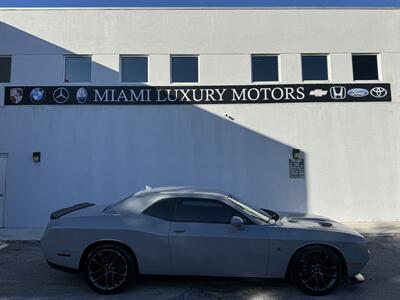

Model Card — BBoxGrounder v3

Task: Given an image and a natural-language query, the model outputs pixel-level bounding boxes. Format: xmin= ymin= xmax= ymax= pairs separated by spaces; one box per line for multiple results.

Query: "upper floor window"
xmin=65 ymin=56 xmax=91 ymax=83
xmin=171 ymin=55 xmax=198 ymax=83
xmin=302 ymin=54 xmax=328 ymax=81
xmin=251 ymin=55 xmax=279 ymax=82
xmin=352 ymin=54 xmax=379 ymax=80
xmin=121 ymin=56 xmax=148 ymax=83
xmin=0 ymin=56 xmax=11 ymax=83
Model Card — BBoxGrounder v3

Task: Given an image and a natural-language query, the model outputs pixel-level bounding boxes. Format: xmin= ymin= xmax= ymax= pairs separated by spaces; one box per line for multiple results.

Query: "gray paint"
xmin=40 ymin=187 xmax=369 ymax=281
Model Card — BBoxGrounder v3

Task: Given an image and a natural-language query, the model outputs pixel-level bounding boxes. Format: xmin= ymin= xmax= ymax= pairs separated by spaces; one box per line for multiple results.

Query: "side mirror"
xmin=230 ymin=216 xmax=244 ymax=230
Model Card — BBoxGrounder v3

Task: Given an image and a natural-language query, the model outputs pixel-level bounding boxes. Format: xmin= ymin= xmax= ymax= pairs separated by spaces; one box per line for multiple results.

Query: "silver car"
xmin=41 ymin=186 xmax=369 ymax=295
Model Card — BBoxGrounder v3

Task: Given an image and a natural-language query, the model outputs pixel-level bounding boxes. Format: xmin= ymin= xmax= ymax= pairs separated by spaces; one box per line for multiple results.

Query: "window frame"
xmin=120 ymin=55 xmax=149 ymax=84
xmin=142 ymin=198 xmax=175 ymax=221
xmin=64 ymin=55 xmax=92 ymax=83
xmin=0 ymin=55 xmax=12 ymax=83
xmin=172 ymin=197 xmax=253 ymax=224
xmin=301 ymin=54 xmax=330 ymax=82
xmin=170 ymin=54 xmax=199 ymax=84
xmin=351 ymin=53 xmax=381 ymax=82
xmin=251 ymin=54 xmax=280 ymax=83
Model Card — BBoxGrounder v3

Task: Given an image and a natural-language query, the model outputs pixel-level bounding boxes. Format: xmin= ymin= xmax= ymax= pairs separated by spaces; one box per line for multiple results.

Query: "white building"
xmin=0 ymin=7 xmax=399 ymax=228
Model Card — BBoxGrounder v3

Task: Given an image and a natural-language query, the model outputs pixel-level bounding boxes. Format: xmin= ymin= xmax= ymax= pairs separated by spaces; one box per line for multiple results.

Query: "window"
xmin=174 ymin=198 xmax=244 ymax=224
xmin=251 ymin=55 xmax=279 ymax=82
xmin=352 ymin=54 xmax=379 ymax=80
xmin=171 ymin=56 xmax=198 ymax=83
xmin=121 ymin=56 xmax=148 ymax=83
xmin=0 ymin=56 xmax=11 ymax=83
xmin=302 ymin=55 xmax=328 ymax=81
xmin=65 ymin=56 xmax=91 ymax=82
xmin=143 ymin=199 xmax=174 ymax=221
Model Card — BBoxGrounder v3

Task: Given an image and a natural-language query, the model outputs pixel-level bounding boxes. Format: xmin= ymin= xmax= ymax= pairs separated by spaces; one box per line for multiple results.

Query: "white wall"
xmin=0 ymin=8 xmax=399 ymax=226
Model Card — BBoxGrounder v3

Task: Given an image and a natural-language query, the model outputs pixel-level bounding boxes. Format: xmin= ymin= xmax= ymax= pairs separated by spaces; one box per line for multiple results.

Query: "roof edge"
xmin=0 ymin=7 xmax=400 ymax=11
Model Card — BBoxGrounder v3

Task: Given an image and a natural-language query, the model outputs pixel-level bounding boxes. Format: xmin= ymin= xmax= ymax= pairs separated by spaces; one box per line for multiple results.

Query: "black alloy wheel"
xmin=83 ymin=244 xmax=135 ymax=294
xmin=292 ymin=245 xmax=343 ymax=296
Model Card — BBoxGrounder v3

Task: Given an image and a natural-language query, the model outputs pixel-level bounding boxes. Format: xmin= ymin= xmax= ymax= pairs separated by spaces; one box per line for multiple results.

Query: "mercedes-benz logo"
xmin=370 ymin=87 xmax=387 ymax=98
xmin=53 ymin=87 xmax=70 ymax=104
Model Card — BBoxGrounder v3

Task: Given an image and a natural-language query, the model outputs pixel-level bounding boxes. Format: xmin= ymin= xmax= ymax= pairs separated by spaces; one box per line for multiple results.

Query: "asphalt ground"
xmin=0 ymin=236 xmax=399 ymax=299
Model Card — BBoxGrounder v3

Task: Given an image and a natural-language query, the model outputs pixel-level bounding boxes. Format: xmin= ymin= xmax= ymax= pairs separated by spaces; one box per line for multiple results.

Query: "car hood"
xmin=276 ymin=211 xmax=363 ymax=236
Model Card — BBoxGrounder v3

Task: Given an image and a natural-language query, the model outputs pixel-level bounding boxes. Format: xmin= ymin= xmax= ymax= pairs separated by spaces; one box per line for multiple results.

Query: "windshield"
xmin=226 ymin=195 xmax=272 ymax=223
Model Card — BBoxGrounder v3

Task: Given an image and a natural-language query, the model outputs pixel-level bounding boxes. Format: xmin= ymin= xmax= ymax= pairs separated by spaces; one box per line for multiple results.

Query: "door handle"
xmin=174 ymin=229 xmax=186 ymax=233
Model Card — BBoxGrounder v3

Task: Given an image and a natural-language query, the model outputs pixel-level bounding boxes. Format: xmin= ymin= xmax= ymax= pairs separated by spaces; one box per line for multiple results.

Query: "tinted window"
xmin=352 ymin=54 xmax=379 ymax=80
xmin=174 ymin=198 xmax=242 ymax=224
xmin=171 ymin=56 xmax=198 ymax=83
xmin=144 ymin=199 xmax=174 ymax=221
xmin=302 ymin=55 xmax=328 ymax=81
xmin=65 ymin=56 xmax=91 ymax=82
xmin=252 ymin=55 xmax=279 ymax=82
xmin=121 ymin=56 xmax=148 ymax=82
xmin=0 ymin=56 xmax=11 ymax=83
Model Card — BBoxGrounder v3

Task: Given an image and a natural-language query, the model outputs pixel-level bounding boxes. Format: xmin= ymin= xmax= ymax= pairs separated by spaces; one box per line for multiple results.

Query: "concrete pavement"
xmin=0 ymin=236 xmax=399 ymax=299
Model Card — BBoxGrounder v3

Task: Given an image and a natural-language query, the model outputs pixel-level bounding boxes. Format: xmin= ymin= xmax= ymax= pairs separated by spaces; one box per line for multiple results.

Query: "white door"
xmin=0 ymin=154 xmax=7 ymax=227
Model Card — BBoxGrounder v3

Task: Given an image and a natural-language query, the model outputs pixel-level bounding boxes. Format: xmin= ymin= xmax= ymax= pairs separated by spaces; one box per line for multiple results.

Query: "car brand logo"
xmin=76 ymin=87 xmax=88 ymax=104
xmin=53 ymin=87 xmax=69 ymax=104
xmin=10 ymin=88 xmax=23 ymax=104
xmin=309 ymin=89 xmax=328 ymax=97
xmin=347 ymin=88 xmax=369 ymax=98
xmin=370 ymin=87 xmax=387 ymax=98
xmin=30 ymin=88 xmax=46 ymax=103
xmin=329 ymin=86 xmax=346 ymax=100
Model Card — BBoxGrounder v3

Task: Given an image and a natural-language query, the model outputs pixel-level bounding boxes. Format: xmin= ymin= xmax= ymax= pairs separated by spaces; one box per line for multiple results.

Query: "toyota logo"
xmin=53 ymin=87 xmax=70 ymax=104
xmin=370 ymin=87 xmax=387 ymax=98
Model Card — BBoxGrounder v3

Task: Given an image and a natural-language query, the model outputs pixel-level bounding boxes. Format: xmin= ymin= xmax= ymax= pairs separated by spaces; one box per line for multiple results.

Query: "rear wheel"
xmin=291 ymin=245 xmax=342 ymax=296
xmin=83 ymin=244 xmax=135 ymax=294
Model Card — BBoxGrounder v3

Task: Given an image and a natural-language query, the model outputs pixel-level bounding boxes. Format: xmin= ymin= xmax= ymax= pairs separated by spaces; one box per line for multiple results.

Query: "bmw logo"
xmin=76 ymin=87 xmax=88 ymax=104
xmin=30 ymin=88 xmax=46 ymax=103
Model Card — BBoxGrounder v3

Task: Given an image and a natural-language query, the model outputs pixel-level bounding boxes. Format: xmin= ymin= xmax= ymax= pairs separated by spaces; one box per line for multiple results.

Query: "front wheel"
xmin=291 ymin=245 xmax=343 ymax=296
xmin=83 ymin=244 xmax=135 ymax=294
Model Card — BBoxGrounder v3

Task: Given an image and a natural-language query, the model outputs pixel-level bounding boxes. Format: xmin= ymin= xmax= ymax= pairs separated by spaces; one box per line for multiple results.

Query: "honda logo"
xmin=329 ymin=86 xmax=346 ymax=100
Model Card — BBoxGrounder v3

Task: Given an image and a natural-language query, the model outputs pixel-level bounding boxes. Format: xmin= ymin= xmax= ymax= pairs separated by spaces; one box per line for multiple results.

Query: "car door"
xmin=169 ymin=197 xmax=269 ymax=277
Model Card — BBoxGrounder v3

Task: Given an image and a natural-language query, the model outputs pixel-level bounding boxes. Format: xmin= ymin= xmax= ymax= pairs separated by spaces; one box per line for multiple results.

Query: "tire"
xmin=83 ymin=243 xmax=136 ymax=294
xmin=291 ymin=245 xmax=343 ymax=296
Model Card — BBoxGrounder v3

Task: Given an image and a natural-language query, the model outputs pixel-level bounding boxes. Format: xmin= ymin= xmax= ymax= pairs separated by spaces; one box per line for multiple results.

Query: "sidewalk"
xmin=1 ymin=222 xmax=399 ymax=241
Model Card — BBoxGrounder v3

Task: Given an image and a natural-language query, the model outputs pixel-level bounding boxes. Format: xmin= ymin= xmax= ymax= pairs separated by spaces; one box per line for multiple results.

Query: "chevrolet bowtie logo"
xmin=309 ymin=89 xmax=328 ymax=97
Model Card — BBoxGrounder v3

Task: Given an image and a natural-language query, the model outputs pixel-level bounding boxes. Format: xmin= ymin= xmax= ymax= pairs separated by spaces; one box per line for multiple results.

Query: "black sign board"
xmin=5 ymin=83 xmax=391 ymax=105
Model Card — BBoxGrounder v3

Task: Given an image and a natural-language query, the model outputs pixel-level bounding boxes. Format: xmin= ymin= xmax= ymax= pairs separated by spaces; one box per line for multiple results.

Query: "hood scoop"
xmin=287 ymin=217 xmax=333 ymax=228
xmin=318 ymin=222 xmax=333 ymax=228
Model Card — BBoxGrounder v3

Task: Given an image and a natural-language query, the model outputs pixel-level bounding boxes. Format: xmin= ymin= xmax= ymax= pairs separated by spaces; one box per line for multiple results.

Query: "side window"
xmin=143 ymin=199 xmax=174 ymax=221
xmin=174 ymin=198 xmax=246 ymax=224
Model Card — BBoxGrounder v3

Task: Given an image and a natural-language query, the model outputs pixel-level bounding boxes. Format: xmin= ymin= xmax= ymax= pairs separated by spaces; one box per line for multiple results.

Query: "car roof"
xmin=134 ymin=186 xmax=228 ymax=198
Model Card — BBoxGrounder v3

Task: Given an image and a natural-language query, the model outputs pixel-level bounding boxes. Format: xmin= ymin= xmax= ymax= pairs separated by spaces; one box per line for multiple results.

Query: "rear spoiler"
xmin=50 ymin=202 xmax=95 ymax=220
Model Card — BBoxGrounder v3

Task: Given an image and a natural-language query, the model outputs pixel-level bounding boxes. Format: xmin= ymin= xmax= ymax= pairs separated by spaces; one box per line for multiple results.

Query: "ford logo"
xmin=347 ymin=88 xmax=369 ymax=98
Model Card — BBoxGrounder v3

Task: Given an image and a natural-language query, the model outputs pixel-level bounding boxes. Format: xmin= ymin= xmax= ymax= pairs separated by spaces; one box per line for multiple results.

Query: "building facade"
xmin=0 ymin=8 xmax=399 ymax=227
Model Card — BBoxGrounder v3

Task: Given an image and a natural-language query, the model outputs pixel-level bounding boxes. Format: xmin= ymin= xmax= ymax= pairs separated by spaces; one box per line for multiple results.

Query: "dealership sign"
xmin=4 ymin=83 xmax=391 ymax=105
